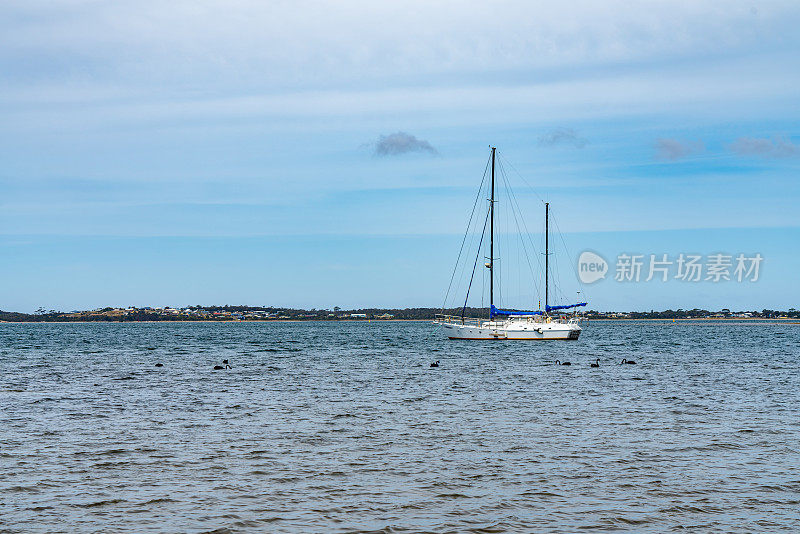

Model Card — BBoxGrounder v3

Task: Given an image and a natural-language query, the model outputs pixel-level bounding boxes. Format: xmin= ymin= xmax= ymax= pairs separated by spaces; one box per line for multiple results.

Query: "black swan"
xmin=214 ymin=359 xmax=232 ymax=370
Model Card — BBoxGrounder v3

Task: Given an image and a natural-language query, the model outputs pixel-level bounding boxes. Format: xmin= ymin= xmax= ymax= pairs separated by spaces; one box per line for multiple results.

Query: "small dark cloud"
xmin=372 ymin=132 xmax=438 ymax=157
xmin=729 ymin=136 xmax=800 ymax=158
xmin=654 ymin=138 xmax=705 ymax=161
xmin=537 ymin=128 xmax=588 ymax=148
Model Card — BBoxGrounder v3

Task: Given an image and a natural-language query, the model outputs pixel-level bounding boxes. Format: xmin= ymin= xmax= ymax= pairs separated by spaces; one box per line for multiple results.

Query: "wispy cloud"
xmin=538 ymin=128 xmax=588 ymax=148
xmin=372 ymin=132 xmax=438 ymax=157
xmin=3 ymin=1 xmax=797 ymax=94
xmin=729 ymin=136 xmax=800 ymax=158
xmin=654 ymin=138 xmax=705 ymax=161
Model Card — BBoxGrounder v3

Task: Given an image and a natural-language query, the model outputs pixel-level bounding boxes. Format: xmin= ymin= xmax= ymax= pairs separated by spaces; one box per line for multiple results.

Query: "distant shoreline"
xmin=4 ymin=305 xmax=796 ymax=324
xmin=0 ymin=319 xmax=433 ymax=324
xmin=1 ymin=318 xmax=798 ymax=324
xmin=584 ymin=317 xmax=800 ymax=324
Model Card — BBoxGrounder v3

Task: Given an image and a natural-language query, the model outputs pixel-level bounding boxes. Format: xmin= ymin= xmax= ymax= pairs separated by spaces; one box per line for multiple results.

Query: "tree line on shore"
xmin=0 ymin=306 xmax=797 ymax=322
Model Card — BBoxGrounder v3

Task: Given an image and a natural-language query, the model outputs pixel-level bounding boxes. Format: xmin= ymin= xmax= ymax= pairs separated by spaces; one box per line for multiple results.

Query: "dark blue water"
xmin=2 ymin=321 xmax=799 ymax=533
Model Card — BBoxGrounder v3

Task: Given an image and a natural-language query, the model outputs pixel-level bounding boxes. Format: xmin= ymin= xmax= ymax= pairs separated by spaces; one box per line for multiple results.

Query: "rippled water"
xmin=2 ymin=320 xmax=799 ymax=533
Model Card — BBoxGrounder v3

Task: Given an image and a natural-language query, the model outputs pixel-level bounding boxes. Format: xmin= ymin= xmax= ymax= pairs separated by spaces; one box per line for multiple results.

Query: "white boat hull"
xmin=438 ymin=317 xmax=581 ymax=340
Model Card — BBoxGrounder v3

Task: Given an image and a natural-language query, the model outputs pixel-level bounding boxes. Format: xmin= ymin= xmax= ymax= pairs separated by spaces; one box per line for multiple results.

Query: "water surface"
xmin=2 ymin=321 xmax=799 ymax=532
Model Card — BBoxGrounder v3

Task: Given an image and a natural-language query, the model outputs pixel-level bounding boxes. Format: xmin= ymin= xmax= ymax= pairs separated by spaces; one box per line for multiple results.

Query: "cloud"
xmin=654 ymin=138 xmax=705 ymax=161
xmin=537 ymin=128 xmax=587 ymax=148
xmin=372 ymin=132 xmax=438 ymax=157
xmin=729 ymin=136 xmax=800 ymax=158
xmin=3 ymin=1 xmax=799 ymax=96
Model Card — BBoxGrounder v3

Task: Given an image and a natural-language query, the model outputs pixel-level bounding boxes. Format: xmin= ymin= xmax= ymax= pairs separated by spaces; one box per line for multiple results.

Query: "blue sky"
xmin=1 ymin=1 xmax=799 ymax=313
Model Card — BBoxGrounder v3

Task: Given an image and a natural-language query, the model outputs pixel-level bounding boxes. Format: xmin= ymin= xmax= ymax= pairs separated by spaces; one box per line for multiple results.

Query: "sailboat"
xmin=434 ymin=147 xmax=586 ymax=340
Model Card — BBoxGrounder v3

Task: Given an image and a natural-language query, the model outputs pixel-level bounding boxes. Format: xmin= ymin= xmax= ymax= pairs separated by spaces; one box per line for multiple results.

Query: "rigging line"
xmin=497 ymin=152 xmax=547 ymax=205
xmin=483 ymin=240 xmax=488 ymax=309
xmin=496 ymin=153 xmax=545 ymax=275
xmin=445 ymin=157 xmax=490 ymax=311
xmin=462 ymin=207 xmax=490 ymax=320
xmin=498 ymin=148 xmax=585 ymax=305
xmin=457 ymin=166 xmax=493 ymax=304
xmin=502 ymin=159 xmax=579 ymax=305
xmin=551 ymin=244 xmax=565 ymax=303
xmin=547 ymin=217 xmax=568 ymax=304
xmin=549 ymin=224 xmax=573 ymax=304
xmin=500 ymin=159 xmax=520 ymax=307
xmin=497 ymin=158 xmax=541 ymax=305
xmin=551 ymin=211 xmax=588 ymax=303
xmin=454 ymin=213 xmax=483 ymax=308
xmin=498 ymin=157 xmax=536 ymax=274
xmin=496 ymin=157 xmax=544 ymax=297
xmin=441 ymin=155 xmax=491 ymax=312
xmin=480 ymin=250 xmax=485 ymax=309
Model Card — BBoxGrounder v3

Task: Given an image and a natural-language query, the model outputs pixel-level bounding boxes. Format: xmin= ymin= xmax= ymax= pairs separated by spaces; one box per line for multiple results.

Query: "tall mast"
xmin=489 ymin=147 xmax=496 ymax=314
xmin=545 ymin=202 xmax=549 ymax=312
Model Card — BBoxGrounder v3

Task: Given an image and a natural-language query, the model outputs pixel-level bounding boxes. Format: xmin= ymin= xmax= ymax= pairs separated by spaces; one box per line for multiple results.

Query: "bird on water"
xmin=155 ymin=363 xmax=164 ymax=367
xmin=213 ymin=359 xmax=232 ymax=370
xmin=590 ymin=358 xmax=600 ymax=367
xmin=555 ymin=360 xmax=571 ymax=366
xmin=621 ymin=358 xmax=636 ymax=365
xmin=430 ymin=361 xmax=440 ymax=368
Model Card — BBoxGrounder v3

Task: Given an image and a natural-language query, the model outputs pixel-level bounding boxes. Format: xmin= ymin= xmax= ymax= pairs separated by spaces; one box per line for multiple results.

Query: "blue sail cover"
xmin=546 ymin=302 xmax=588 ymax=312
xmin=490 ymin=305 xmax=543 ymax=318
xmin=490 ymin=303 xmax=587 ymax=317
